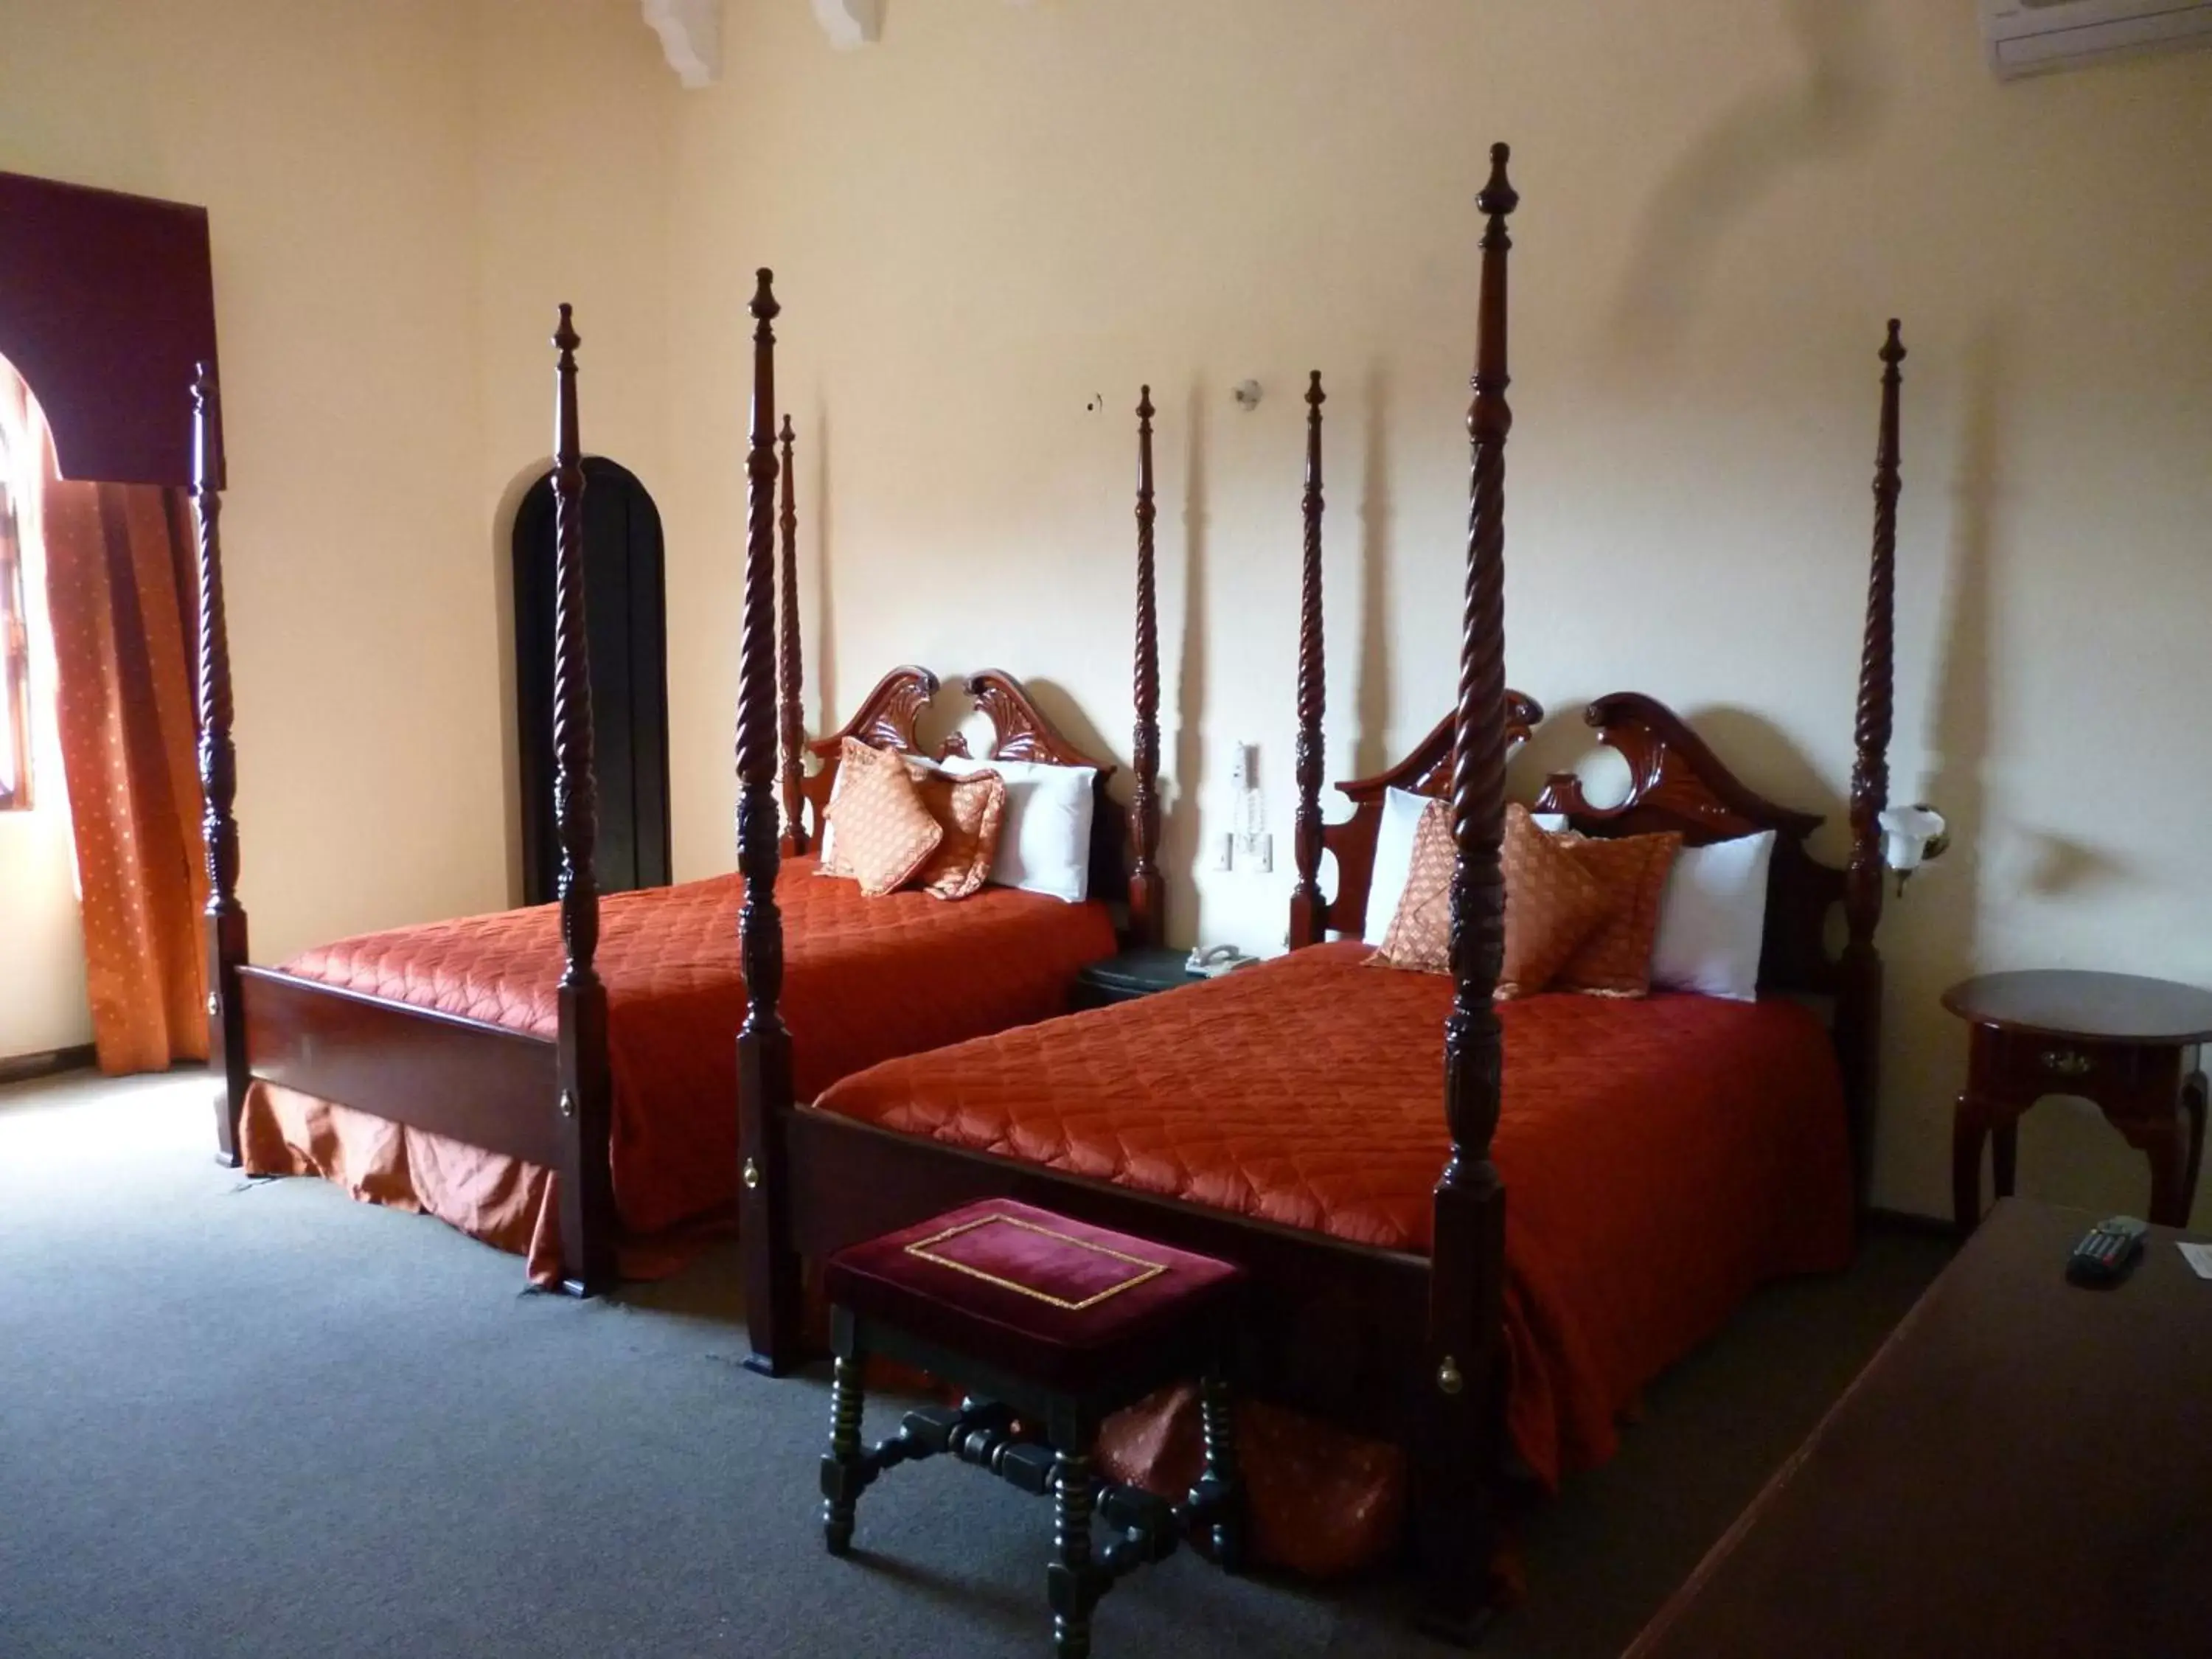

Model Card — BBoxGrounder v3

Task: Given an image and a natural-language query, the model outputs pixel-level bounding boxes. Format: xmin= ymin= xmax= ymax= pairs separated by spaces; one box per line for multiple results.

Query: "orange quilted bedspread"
xmin=276 ymin=858 xmax=1117 ymax=1245
xmin=815 ymin=941 xmax=1853 ymax=1490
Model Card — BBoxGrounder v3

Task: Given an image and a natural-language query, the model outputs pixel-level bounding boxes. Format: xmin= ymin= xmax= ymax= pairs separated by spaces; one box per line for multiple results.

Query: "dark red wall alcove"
xmin=0 ymin=170 xmax=218 ymax=486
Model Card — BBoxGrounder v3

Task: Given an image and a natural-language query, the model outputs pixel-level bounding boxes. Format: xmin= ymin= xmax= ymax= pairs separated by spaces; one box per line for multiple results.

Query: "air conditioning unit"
xmin=1982 ymin=0 xmax=2212 ymax=77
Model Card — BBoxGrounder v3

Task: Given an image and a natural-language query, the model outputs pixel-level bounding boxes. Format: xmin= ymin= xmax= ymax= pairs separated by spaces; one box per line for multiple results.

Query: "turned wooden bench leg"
xmin=1049 ymin=1448 xmax=1100 ymax=1659
xmin=1192 ymin=1371 xmax=1246 ymax=1574
xmin=821 ymin=1354 xmax=866 ymax=1557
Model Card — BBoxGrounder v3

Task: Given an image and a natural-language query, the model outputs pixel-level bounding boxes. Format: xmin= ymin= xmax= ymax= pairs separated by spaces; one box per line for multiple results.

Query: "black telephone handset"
xmin=2066 ymin=1215 xmax=2149 ymax=1287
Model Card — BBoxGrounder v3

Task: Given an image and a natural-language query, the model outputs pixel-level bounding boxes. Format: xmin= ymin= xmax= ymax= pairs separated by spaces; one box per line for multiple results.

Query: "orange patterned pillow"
xmin=819 ymin=738 xmax=902 ymax=880
xmin=908 ymin=767 xmax=1007 ymax=900
xmin=826 ymin=745 xmax=943 ymax=897
xmin=1497 ymin=803 xmax=1617 ymax=996
xmin=1370 ymin=801 xmax=1611 ymax=997
xmin=1551 ymin=827 xmax=1683 ymax=997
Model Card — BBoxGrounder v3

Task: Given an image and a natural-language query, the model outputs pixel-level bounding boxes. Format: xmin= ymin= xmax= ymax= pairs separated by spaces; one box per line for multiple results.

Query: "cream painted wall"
xmin=662 ymin=0 xmax=2212 ymax=1221
xmin=0 ymin=0 xmax=673 ymax=980
xmin=471 ymin=1 xmax=678 ymax=905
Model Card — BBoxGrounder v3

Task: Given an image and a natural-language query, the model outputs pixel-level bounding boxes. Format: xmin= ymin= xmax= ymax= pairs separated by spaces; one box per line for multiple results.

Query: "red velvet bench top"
xmin=824 ymin=1200 xmax=1245 ymax=1392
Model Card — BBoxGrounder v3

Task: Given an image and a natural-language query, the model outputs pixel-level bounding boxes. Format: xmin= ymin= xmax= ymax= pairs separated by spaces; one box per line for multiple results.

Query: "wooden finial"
xmin=740 ymin=264 xmax=799 ymax=1372
xmin=549 ymin=305 xmax=598 ymax=995
xmin=1441 ymin=143 xmax=1519 ymax=1197
xmin=1290 ymin=370 xmax=1328 ymax=947
xmin=1127 ymin=385 xmax=1164 ymax=947
xmin=1839 ymin=319 xmax=1905 ymax=1200
xmin=1475 ymin=142 xmax=1518 ymax=219
xmin=191 ymin=364 xmax=237 ymax=921
xmin=192 ymin=363 xmax=251 ymax=1166
xmin=547 ymin=305 xmax=615 ymax=1295
xmin=777 ymin=411 xmax=806 ymax=853
xmin=1419 ymin=145 xmax=1523 ymax=1632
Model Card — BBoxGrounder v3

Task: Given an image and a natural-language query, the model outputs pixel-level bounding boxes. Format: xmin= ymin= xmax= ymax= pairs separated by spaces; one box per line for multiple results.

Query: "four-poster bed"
xmin=734 ymin=147 xmax=1908 ymax=1630
xmin=190 ymin=275 xmax=1167 ymax=1295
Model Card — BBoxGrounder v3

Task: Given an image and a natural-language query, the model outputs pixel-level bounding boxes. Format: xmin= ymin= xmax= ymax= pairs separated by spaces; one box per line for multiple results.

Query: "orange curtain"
xmin=38 ymin=458 xmax=209 ymax=1073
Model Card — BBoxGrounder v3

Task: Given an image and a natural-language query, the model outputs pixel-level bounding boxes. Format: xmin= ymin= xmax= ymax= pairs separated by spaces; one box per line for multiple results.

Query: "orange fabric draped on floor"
xmin=33 ymin=411 xmax=208 ymax=1074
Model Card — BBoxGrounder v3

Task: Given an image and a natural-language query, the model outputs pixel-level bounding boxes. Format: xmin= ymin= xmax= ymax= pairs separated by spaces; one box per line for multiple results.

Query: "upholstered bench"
xmin=819 ymin=1199 xmax=1248 ymax=1659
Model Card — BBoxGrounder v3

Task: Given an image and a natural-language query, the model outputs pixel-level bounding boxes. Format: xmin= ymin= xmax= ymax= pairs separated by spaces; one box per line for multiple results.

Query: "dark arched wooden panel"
xmin=512 ymin=457 xmax=670 ymax=904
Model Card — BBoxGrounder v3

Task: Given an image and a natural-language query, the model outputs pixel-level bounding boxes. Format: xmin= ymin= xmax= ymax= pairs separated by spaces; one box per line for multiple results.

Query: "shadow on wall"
xmin=1608 ymin=0 xmax=1886 ymax=358
xmin=1003 ymin=677 xmax=1117 ymax=775
xmin=1909 ymin=318 xmax=2006 ymax=1000
xmin=813 ymin=405 xmax=838 ymax=741
xmin=1355 ymin=362 xmax=1394 ymax=779
xmin=1160 ymin=378 xmax=1211 ymax=950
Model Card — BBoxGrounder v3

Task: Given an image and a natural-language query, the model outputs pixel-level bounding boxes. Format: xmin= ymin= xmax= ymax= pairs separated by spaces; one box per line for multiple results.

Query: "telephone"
xmin=1186 ymin=945 xmax=1259 ymax=978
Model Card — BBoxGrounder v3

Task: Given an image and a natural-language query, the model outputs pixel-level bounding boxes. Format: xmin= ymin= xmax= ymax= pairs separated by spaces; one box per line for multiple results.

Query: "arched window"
xmin=0 ymin=385 xmax=33 ymax=810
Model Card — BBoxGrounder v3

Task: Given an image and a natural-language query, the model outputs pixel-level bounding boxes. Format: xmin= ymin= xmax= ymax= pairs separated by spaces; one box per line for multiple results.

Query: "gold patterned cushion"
xmin=1368 ymin=800 xmax=1456 ymax=974
xmin=1496 ymin=804 xmax=1617 ymax=996
xmin=819 ymin=738 xmax=900 ymax=880
xmin=1369 ymin=801 xmax=1612 ymax=997
xmin=827 ymin=745 xmax=944 ymax=897
xmin=1551 ymin=827 xmax=1683 ymax=998
xmin=910 ymin=768 xmax=1007 ymax=900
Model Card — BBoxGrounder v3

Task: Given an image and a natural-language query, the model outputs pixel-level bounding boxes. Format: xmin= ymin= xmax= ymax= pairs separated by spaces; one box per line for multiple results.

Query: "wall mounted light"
xmin=1879 ymin=802 xmax=1950 ymax=894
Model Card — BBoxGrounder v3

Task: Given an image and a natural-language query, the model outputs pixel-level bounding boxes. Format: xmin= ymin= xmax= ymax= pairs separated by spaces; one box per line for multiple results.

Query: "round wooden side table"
xmin=1942 ymin=970 xmax=2211 ymax=1233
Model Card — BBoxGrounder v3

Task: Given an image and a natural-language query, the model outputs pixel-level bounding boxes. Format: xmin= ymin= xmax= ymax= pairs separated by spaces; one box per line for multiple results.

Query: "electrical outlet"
xmin=1249 ymin=833 xmax=1273 ymax=874
xmin=1213 ymin=832 xmax=1235 ymax=872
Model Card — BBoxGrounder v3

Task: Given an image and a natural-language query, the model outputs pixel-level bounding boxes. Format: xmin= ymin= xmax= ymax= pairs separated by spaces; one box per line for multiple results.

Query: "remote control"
xmin=2065 ymin=1215 xmax=2149 ymax=1287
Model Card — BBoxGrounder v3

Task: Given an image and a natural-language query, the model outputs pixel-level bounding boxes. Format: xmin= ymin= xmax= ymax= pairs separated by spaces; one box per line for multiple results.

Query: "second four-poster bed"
xmin=731 ymin=148 xmax=1910 ymax=1630
xmin=188 ymin=276 xmax=1171 ymax=1295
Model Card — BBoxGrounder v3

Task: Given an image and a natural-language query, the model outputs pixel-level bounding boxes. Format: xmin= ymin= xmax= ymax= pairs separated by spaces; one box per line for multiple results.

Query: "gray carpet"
xmin=0 ymin=1070 xmax=1950 ymax=1658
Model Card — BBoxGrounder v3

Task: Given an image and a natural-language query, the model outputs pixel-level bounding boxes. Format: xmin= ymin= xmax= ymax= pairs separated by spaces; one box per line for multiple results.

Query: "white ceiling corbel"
xmin=810 ymin=0 xmax=885 ymax=50
xmin=643 ymin=0 xmax=722 ymax=88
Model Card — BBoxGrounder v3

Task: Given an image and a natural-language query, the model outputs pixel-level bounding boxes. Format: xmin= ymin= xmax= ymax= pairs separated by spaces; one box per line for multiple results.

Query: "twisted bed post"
xmin=1419 ymin=142 xmax=1518 ymax=1638
xmin=192 ymin=366 xmax=251 ymax=1166
xmin=1838 ymin=320 xmax=1905 ymax=1207
xmin=548 ymin=306 xmax=617 ymax=1298
xmin=778 ymin=413 xmax=808 ymax=854
xmin=1127 ymin=386 xmax=1164 ymax=947
xmin=738 ymin=270 xmax=801 ymax=1375
xmin=1289 ymin=370 xmax=1328 ymax=948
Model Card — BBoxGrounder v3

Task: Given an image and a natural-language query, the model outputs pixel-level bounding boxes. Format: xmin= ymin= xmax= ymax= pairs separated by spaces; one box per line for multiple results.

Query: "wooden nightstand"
xmin=1071 ymin=946 xmax=1201 ymax=1012
xmin=1943 ymin=970 xmax=2212 ymax=1233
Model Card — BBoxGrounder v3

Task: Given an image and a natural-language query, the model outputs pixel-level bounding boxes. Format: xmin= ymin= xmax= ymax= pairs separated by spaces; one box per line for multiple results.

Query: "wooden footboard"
xmin=237 ymin=968 xmax=560 ymax=1166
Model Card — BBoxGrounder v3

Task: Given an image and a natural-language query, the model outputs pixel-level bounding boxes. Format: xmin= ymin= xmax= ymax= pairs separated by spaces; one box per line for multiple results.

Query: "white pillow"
xmin=1649 ymin=830 xmax=1775 ymax=1001
xmin=815 ymin=762 xmax=849 ymax=866
xmin=931 ymin=754 xmax=1096 ymax=904
xmin=1363 ymin=787 xmax=1433 ymax=947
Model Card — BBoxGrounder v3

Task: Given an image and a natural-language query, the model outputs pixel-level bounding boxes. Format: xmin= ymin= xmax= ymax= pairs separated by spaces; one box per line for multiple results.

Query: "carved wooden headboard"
xmin=1304 ymin=690 xmax=1842 ymax=998
xmin=795 ymin=666 xmax=1127 ymax=907
xmin=1528 ymin=694 xmax=1839 ymax=998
